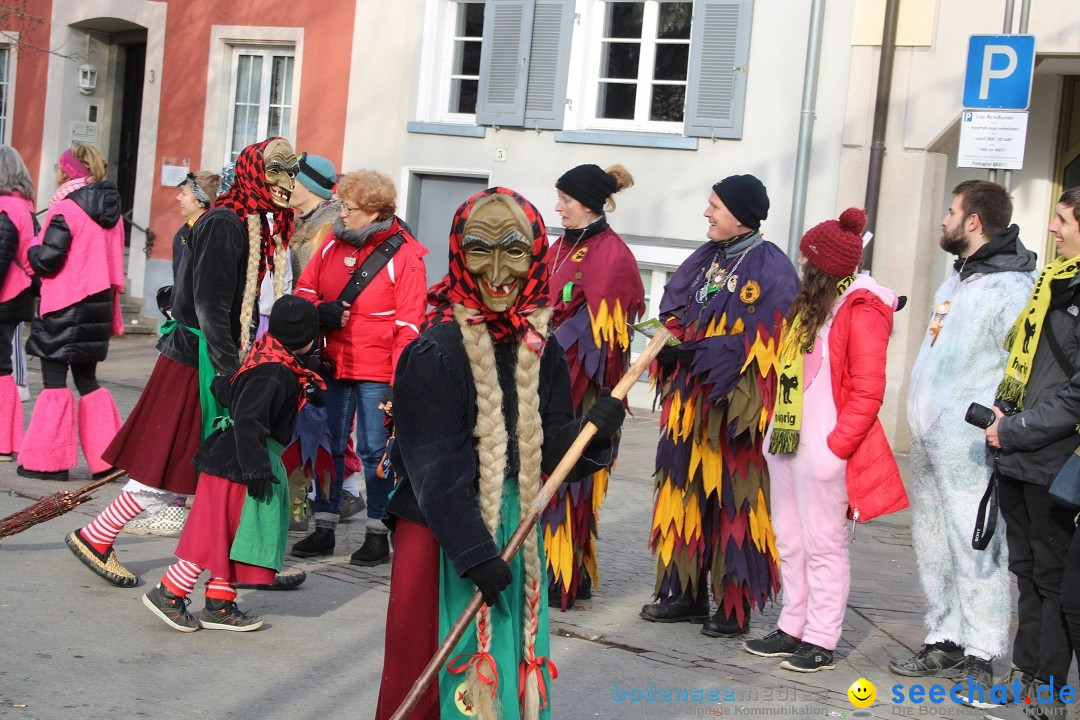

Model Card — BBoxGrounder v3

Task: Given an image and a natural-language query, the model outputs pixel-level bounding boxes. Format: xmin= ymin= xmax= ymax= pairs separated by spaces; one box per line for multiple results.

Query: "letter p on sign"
xmin=963 ymin=35 xmax=1035 ymax=110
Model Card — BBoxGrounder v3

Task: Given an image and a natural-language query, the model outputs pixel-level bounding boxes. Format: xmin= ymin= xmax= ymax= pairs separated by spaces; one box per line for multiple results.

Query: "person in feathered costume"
xmin=640 ymin=175 xmax=799 ymax=637
xmin=541 ymin=163 xmax=645 ymax=610
xmin=66 ymin=138 xmax=302 ymax=590
xmin=375 ymin=187 xmax=625 ymax=720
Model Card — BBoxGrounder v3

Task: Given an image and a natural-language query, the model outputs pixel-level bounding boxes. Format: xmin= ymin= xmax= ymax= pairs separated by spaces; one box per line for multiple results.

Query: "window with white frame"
xmin=226 ymin=46 xmax=295 ymax=162
xmin=631 ymin=265 xmax=672 ymax=358
xmin=0 ymin=44 xmax=11 ymax=144
xmin=448 ymin=1 xmax=485 ymax=115
xmin=594 ymin=1 xmax=691 ymax=126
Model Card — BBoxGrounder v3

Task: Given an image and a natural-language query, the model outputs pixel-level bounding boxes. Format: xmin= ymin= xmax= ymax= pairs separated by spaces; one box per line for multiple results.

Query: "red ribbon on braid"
xmin=211 ymin=137 xmax=295 ymax=285
xmin=446 ymin=652 xmax=500 ymax=697
xmin=426 ymin=186 xmax=550 ymax=354
xmin=518 ymin=656 xmax=559 ymax=709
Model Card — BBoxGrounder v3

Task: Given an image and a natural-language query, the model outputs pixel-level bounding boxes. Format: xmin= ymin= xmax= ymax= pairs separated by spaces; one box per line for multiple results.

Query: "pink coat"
xmin=35 ymin=195 xmax=125 ymax=335
xmin=0 ymin=193 xmax=36 ymax=303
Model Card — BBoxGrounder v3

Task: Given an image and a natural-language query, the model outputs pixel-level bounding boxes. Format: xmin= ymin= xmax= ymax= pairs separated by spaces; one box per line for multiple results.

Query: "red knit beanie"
xmin=799 ymin=208 xmax=866 ymax=277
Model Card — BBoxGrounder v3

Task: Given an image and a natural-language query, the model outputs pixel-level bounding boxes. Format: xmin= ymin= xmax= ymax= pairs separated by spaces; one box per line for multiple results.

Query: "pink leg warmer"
xmin=19 ymin=387 xmax=77 ymax=472
xmin=0 ymin=375 xmax=24 ymax=455
xmin=77 ymin=387 xmax=122 ymax=474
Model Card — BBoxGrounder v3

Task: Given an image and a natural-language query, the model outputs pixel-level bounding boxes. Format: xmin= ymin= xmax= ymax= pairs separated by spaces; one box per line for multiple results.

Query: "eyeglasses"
xmin=342 ymin=204 xmax=362 ymax=216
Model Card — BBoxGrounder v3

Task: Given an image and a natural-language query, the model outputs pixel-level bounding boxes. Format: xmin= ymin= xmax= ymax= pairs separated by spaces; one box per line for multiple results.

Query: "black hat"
xmin=556 ymin=164 xmax=617 ymax=215
xmin=269 ymin=295 xmax=319 ymax=351
xmin=711 ymin=174 xmax=769 ymax=229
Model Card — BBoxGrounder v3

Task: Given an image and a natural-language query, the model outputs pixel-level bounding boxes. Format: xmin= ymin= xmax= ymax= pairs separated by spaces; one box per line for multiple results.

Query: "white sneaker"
xmin=125 ymin=506 xmax=188 ymax=537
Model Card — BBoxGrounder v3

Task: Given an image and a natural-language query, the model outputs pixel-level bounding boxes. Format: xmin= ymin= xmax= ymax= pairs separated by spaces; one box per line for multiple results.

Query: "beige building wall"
xmin=842 ymin=0 xmax=1080 ymax=452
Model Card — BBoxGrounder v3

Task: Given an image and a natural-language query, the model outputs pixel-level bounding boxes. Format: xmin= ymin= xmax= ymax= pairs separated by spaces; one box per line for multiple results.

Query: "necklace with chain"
xmin=551 ymin=226 xmax=590 ymax=279
xmin=693 ymin=246 xmax=750 ymax=305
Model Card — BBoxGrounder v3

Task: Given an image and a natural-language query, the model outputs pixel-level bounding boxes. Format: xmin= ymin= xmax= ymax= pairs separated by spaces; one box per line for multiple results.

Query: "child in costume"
xmin=375 ymin=187 xmax=625 ymax=720
xmin=743 ymin=208 xmax=906 ymax=671
xmin=142 ymin=295 xmax=322 ymax=632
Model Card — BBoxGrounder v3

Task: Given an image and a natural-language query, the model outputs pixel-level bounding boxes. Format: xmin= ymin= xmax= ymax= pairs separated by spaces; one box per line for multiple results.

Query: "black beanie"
xmin=711 ymin=174 xmax=769 ymax=229
xmin=269 ymin=295 xmax=319 ymax=351
xmin=556 ymin=164 xmax=617 ymax=215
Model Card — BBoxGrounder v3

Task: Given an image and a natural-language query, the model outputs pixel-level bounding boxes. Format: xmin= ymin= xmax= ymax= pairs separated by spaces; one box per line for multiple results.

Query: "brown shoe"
xmin=65 ymin=529 xmax=139 ymax=588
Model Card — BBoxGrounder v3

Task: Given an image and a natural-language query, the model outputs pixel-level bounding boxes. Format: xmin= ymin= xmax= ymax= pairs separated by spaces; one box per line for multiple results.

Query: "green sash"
xmin=438 ymin=478 xmax=553 ymax=719
xmin=229 ymin=438 xmax=290 ymax=572
xmin=160 ymin=318 xmax=229 ymax=440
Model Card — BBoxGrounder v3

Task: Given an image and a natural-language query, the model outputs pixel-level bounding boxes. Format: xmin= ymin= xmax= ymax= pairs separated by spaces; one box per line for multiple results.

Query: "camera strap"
xmin=972 ymin=454 xmax=1000 ymax=550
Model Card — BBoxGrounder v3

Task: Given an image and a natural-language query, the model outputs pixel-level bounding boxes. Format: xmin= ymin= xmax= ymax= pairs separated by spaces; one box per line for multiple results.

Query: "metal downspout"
xmin=861 ymin=0 xmax=900 ymax=273
xmin=787 ymin=0 xmax=827 ymax=259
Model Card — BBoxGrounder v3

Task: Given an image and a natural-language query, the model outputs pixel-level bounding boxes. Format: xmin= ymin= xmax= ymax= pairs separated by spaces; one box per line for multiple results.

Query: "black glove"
xmin=246 ymin=474 xmax=278 ymax=501
xmin=155 ymin=285 xmax=174 ymax=318
xmin=381 ymin=386 xmax=393 ymax=406
xmin=318 ymin=300 xmax=348 ymax=329
xmin=584 ymin=389 xmax=625 ymax=441
xmin=210 ymin=375 xmax=231 ymax=409
xmin=465 ymin=556 xmax=512 ymax=607
xmin=304 ymin=382 xmax=324 ymax=408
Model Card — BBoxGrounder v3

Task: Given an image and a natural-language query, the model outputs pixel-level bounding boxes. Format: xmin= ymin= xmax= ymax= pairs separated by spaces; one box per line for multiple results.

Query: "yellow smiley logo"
xmin=847 ymin=678 xmax=876 ymax=708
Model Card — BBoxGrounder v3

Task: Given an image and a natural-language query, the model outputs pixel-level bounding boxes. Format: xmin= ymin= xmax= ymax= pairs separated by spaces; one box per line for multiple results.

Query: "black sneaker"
xmin=743 ymin=629 xmax=801 ymax=658
xmin=349 ymin=530 xmax=390 ymax=566
xmin=142 ymin=584 xmax=201 ymax=632
xmin=957 ymin=655 xmax=995 ymax=708
xmin=199 ymin=598 xmax=263 ymax=632
xmin=780 ymin=642 xmax=835 ymax=673
xmin=888 ymin=642 xmax=964 ymax=677
xmin=1000 ymin=665 xmax=1035 ymax=704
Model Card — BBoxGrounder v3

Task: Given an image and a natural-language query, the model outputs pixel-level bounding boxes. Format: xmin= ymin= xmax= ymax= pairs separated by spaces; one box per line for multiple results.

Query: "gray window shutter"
xmin=475 ymin=0 xmax=536 ymax=127
xmin=683 ymin=0 xmax=752 ymax=139
xmin=523 ymin=0 xmax=575 ymax=130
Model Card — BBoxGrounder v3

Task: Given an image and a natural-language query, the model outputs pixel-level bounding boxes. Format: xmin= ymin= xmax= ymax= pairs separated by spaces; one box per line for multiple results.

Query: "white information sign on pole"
xmin=957 ymin=110 xmax=1028 ymax=170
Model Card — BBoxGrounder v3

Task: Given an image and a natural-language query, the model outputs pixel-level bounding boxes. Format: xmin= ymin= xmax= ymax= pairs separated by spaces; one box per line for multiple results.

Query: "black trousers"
xmin=40 ymin=359 xmax=99 ymax=395
xmin=1060 ymin=521 xmax=1080 ymax=674
xmin=0 ymin=322 xmax=14 ymax=376
xmin=999 ymin=474 xmax=1076 ymax=683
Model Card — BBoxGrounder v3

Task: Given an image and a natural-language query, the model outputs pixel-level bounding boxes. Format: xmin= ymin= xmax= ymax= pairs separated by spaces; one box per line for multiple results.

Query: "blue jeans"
xmin=315 ymin=377 xmax=391 ymax=521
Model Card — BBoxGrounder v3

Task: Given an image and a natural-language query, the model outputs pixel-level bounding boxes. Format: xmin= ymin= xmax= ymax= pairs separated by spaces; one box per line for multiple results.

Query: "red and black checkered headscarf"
xmin=427 ymin=187 xmax=550 ymax=353
xmin=231 ymin=333 xmax=325 ymax=410
xmin=212 ymin=137 xmax=296 ymax=283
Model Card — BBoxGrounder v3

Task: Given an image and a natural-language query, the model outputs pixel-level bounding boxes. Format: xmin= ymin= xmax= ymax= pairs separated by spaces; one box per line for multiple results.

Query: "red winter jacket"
xmin=826 ymin=284 xmax=908 ymax=523
xmin=295 ymin=217 xmax=428 ymax=382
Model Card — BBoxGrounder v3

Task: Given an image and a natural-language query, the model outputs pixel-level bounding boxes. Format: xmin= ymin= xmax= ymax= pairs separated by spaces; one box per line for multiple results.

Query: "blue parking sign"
xmin=963 ymin=35 xmax=1035 ymax=110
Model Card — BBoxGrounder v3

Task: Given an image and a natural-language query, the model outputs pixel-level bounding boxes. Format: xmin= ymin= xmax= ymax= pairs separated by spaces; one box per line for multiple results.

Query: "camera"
xmin=965 ymin=402 xmax=997 ymax=429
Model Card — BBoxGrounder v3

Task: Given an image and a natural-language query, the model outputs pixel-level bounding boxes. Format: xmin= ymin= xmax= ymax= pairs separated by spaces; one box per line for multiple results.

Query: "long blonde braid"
xmin=238 ymin=214 xmax=262 ymax=356
xmin=454 ymin=304 xmax=507 ymax=720
xmin=515 ymin=308 xmax=549 ymax=720
xmin=272 ymin=232 xmax=286 ymax=302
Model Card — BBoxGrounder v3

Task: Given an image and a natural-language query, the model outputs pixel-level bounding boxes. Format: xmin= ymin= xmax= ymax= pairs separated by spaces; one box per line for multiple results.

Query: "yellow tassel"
xmin=466 ymin=664 xmax=501 ymax=720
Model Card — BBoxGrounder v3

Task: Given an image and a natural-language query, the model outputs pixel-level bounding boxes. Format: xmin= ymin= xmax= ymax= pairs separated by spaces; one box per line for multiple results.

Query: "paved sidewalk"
xmin=0 ymin=334 xmax=1046 ymax=720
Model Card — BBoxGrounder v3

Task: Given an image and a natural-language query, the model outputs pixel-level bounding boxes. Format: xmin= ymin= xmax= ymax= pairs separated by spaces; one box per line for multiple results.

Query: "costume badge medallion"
xmin=454 ymin=681 xmax=476 ymax=716
xmin=344 ymin=256 xmax=357 ymax=268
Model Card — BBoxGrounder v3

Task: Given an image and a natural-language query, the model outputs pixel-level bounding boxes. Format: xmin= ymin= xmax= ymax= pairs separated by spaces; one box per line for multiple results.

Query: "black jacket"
xmin=25 ymin=183 xmax=121 ymax=363
xmin=192 ymin=363 xmax=302 ymax=482
xmin=0 ymin=207 xmax=38 ymax=324
xmin=159 ymin=208 xmax=251 ymax=376
xmin=385 ymin=321 xmax=613 ymax=577
xmin=997 ymin=275 xmax=1080 ymax=484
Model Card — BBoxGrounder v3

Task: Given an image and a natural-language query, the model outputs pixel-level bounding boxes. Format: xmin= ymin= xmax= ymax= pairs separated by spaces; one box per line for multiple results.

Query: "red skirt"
xmin=102 ymin=355 xmax=202 ymax=495
xmin=375 ymin=519 xmax=441 ymax=720
xmin=174 ymin=472 xmax=275 ymax=586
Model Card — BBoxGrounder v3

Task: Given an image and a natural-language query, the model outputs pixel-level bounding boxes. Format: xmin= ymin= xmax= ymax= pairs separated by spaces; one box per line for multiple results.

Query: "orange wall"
xmin=4 ymin=0 xmax=53 ymax=203
xmin=149 ymin=0 xmax=356 ymax=259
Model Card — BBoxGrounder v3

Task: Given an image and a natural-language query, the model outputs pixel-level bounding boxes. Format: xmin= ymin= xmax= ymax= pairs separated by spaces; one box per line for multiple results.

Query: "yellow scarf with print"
xmin=769 ymin=275 xmax=855 ymax=455
xmin=996 ymin=254 xmax=1080 ymax=409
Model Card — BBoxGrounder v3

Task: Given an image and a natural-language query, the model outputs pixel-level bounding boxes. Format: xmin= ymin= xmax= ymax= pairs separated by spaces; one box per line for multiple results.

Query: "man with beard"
xmin=65 ymin=138 xmax=304 ymax=591
xmin=374 ymin=187 xmax=624 ymax=720
xmin=892 ymin=180 xmax=1034 ymax=698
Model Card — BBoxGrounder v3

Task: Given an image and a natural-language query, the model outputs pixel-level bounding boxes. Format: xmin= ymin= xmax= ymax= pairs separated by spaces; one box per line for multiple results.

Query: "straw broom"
xmin=390 ymin=326 xmax=672 ymax=720
xmin=0 ymin=468 xmax=127 ymax=539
